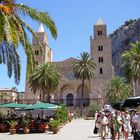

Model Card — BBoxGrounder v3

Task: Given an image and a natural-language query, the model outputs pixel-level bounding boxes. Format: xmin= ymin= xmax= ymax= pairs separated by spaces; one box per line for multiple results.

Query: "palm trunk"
xmin=137 ymin=81 xmax=139 ymax=96
xmin=42 ymin=90 xmax=46 ymax=102
xmin=47 ymin=93 xmax=51 ymax=103
xmin=136 ymin=79 xmax=139 ymax=96
xmin=39 ymin=93 xmax=41 ymax=101
xmin=132 ymin=77 xmax=136 ymax=96
xmin=81 ymin=77 xmax=85 ymax=116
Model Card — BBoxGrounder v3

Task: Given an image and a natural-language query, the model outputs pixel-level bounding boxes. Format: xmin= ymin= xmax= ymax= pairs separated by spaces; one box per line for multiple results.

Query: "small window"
xmin=99 ymin=57 xmax=103 ymax=62
xmin=98 ymin=30 xmax=103 ymax=35
xmin=101 ymin=45 xmax=103 ymax=51
xmin=35 ymin=61 xmax=38 ymax=65
xmin=98 ymin=45 xmax=103 ymax=51
xmin=100 ymin=68 xmax=103 ymax=74
xmin=100 ymin=31 xmax=102 ymax=35
xmin=98 ymin=46 xmax=100 ymax=51
xmin=35 ymin=50 xmax=39 ymax=55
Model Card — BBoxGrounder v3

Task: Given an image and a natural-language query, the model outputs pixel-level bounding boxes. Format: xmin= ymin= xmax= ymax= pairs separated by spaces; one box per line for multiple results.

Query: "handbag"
xmin=93 ymin=126 xmax=98 ymax=134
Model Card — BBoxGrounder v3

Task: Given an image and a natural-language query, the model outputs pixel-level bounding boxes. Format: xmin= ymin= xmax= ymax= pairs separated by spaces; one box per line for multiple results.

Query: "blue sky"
xmin=0 ymin=0 xmax=139 ymax=92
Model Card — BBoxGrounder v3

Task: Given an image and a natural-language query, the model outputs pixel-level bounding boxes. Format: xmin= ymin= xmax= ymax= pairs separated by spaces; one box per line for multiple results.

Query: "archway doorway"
xmin=66 ymin=93 xmax=74 ymax=106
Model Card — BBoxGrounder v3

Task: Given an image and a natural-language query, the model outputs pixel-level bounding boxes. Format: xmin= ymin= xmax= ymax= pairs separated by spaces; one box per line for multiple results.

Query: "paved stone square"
xmin=0 ymin=119 xmax=133 ymax=140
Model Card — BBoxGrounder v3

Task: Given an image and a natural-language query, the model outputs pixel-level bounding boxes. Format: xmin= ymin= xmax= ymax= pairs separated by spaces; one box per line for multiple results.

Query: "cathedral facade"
xmin=25 ymin=18 xmax=114 ymax=108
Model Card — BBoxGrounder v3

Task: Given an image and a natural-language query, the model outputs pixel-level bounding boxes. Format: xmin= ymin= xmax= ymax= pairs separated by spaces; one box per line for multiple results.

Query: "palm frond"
xmin=72 ymin=52 xmax=96 ymax=80
xmin=14 ymin=4 xmax=57 ymax=39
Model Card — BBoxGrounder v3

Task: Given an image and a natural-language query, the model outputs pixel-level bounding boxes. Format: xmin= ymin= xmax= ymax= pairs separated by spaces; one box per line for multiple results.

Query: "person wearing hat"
xmin=100 ymin=112 xmax=108 ymax=140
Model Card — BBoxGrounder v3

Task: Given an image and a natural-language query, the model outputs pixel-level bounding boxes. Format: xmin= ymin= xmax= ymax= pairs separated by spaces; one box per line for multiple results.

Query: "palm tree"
xmin=28 ymin=63 xmax=61 ymax=102
xmin=105 ymin=76 xmax=132 ymax=105
xmin=72 ymin=52 xmax=96 ymax=116
xmin=0 ymin=0 xmax=57 ymax=84
xmin=121 ymin=41 xmax=140 ymax=96
xmin=0 ymin=43 xmax=20 ymax=84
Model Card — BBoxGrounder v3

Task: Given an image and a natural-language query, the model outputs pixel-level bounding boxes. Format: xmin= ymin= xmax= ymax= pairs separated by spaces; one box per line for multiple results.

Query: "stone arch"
xmin=60 ymin=84 xmax=74 ymax=94
xmin=77 ymin=84 xmax=90 ymax=106
xmin=59 ymin=84 xmax=75 ymax=105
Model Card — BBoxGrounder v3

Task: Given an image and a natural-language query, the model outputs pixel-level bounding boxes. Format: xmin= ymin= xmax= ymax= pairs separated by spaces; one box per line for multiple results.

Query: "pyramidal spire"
xmin=96 ymin=18 xmax=105 ymax=25
xmin=38 ymin=23 xmax=45 ymax=32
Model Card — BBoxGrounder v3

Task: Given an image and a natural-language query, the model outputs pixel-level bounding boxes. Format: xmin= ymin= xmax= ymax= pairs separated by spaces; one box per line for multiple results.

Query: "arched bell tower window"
xmin=99 ymin=57 xmax=103 ymax=62
xmin=98 ymin=45 xmax=103 ymax=51
xmin=100 ymin=68 xmax=103 ymax=74
xmin=98 ymin=30 xmax=102 ymax=35
xmin=35 ymin=50 xmax=39 ymax=55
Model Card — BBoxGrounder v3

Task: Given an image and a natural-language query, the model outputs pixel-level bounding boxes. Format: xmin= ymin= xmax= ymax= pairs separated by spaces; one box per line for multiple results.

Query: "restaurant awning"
xmin=0 ymin=102 xmax=28 ymax=109
xmin=24 ymin=101 xmax=59 ymax=110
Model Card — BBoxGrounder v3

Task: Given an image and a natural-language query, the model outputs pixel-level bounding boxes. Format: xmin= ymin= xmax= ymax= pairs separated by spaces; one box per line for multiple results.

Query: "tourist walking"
xmin=112 ymin=110 xmax=123 ymax=140
xmin=100 ymin=112 xmax=108 ymax=140
xmin=123 ymin=111 xmax=132 ymax=140
xmin=132 ymin=112 xmax=140 ymax=140
xmin=95 ymin=112 xmax=102 ymax=136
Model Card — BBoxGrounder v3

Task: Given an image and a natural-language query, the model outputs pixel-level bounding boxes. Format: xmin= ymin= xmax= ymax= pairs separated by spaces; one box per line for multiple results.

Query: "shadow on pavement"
xmin=88 ymin=136 xmax=99 ymax=138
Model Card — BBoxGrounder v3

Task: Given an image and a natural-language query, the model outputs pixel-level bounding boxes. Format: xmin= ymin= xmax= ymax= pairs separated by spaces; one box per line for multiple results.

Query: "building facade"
xmin=25 ymin=19 xmax=114 ymax=107
xmin=0 ymin=88 xmax=17 ymax=103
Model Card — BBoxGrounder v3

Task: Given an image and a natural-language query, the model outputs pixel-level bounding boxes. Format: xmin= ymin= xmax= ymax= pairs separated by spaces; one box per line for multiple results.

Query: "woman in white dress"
xmin=123 ymin=111 xmax=132 ymax=140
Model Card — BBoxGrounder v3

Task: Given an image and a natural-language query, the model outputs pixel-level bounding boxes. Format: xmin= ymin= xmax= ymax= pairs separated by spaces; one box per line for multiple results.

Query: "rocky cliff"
xmin=110 ymin=18 xmax=140 ymax=76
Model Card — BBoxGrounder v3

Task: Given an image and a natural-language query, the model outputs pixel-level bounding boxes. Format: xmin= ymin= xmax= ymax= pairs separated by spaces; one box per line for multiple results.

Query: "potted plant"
xmin=48 ymin=119 xmax=60 ymax=134
xmin=8 ymin=120 xmax=17 ymax=134
xmin=68 ymin=116 xmax=72 ymax=122
xmin=22 ymin=118 xmax=30 ymax=134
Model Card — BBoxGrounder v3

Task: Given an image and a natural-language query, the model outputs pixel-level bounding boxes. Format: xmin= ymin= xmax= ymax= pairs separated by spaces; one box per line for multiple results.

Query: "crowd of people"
xmin=94 ymin=110 xmax=140 ymax=140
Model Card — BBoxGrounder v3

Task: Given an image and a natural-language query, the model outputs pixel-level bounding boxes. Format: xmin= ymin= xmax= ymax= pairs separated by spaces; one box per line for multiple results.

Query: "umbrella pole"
xmin=41 ymin=110 xmax=44 ymax=119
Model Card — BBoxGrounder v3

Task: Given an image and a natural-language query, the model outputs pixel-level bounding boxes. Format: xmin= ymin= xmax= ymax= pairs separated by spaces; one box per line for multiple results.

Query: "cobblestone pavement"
xmin=0 ymin=119 xmax=133 ymax=140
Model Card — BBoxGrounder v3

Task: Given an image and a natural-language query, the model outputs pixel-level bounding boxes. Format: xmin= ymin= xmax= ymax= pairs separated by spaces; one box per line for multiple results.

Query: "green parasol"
xmin=24 ymin=101 xmax=59 ymax=110
xmin=0 ymin=102 xmax=28 ymax=109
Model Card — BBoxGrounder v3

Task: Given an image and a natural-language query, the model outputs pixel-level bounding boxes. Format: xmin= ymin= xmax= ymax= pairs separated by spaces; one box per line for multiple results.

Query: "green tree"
xmin=121 ymin=41 xmax=140 ymax=96
xmin=0 ymin=0 xmax=57 ymax=84
xmin=28 ymin=63 xmax=61 ymax=102
xmin=11 ymin=87 xmax=17 ymax=92
xmin=72 ymin=52 xmax=96 ymax=116
xmin=89 ymin=103 xmax=99 ymax=117
xmin=105 ymin=76 xmax=132 ymax=105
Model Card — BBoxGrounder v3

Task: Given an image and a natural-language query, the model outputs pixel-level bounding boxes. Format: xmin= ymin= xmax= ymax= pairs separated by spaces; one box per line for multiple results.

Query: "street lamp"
xmin=97 ymin=86 xmax=104 ymax=109
xmin=97 ymin=89 xmax=101 ymax=108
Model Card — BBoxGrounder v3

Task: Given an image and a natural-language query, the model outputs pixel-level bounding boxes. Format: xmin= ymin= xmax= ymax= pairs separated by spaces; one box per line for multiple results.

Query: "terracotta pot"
xmin=23 ymin=128 xmax=30 ymax=134
xmin=52 ymin=127 xmax=59 ymax=134
xmin=9 ymin=129 xmax=16 ymax=134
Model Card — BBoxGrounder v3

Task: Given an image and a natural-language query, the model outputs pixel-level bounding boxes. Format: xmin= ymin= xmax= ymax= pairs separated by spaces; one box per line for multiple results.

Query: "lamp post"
xmin=97 ymin=89 xmax=101 ymax=109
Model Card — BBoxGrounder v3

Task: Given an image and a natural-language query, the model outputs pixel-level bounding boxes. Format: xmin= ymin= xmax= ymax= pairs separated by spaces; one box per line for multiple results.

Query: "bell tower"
xmin=90 ymin=18 xmax=114 ymax=105
xmin=33 ymin=23 xmax=52 ymax=65
xmin=90 ymin=18 xmax=112 ymax=79
xmin=25 ymin=24 xmax=52 ymax=103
